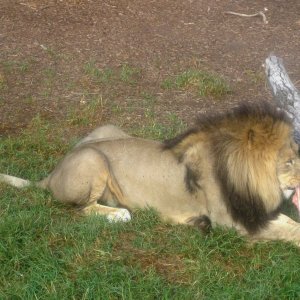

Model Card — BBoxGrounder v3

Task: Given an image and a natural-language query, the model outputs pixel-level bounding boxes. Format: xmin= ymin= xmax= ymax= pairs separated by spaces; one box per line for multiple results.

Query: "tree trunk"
xmin=265 ymin=54 xmax=300 ymax=143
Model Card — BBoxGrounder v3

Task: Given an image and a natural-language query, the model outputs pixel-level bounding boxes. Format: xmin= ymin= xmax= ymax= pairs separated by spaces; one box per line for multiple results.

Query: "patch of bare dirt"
xmin=1 ymin=0 xmax=300 ymax=136
xmin=113 ymin=231 xmax=192 ymax=284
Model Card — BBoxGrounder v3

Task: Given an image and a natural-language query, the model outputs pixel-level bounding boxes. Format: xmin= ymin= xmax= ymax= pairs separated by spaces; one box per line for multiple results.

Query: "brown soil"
xmin=1 ymin=0 xmax=300 ymax=136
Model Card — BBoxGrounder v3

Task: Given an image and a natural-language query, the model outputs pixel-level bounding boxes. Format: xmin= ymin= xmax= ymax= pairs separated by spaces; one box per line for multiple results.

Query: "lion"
xmin=1 ymin=102 xmax=300 ymax=245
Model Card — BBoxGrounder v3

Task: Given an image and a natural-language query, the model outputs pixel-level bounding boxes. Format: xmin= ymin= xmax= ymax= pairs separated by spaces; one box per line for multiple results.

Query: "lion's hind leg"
xmin=48 ymin=146 xmax=131 ymax=222
xmin=78 ymin=158 xmax=131 ymax=222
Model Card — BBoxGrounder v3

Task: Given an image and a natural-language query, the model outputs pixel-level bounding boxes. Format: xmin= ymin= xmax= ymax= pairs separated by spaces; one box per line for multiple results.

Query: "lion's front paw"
xmin=107 ymin=208 xmax=131 ymax=223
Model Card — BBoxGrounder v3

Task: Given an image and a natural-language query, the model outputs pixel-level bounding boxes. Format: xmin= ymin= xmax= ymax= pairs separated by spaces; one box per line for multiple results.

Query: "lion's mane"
xmin=164 ymin=102 xmax=293 ymax=233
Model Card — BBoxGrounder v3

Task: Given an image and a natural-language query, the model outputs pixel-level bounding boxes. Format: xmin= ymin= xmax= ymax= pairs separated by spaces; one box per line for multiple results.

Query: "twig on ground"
xmin=20 ymin=2 xmax=37 ymax=10
xmin=224 ymin=10 xmax=268 ymax=24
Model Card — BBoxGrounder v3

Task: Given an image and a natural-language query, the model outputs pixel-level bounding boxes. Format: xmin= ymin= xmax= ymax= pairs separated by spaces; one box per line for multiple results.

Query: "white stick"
xmin=265 ymin=54 xmax=300 ymax=143
xmin=224 ymin=11 xmax=268 ymax=24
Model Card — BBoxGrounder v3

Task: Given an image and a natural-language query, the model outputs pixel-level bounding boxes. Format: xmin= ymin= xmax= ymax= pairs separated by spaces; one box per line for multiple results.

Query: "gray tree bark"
xmin=265 ymin=54 xmax=300 ymax=143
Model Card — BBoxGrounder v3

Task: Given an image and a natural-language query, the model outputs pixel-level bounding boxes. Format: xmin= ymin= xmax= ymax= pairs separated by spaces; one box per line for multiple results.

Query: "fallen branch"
xmin=265 ymin=54 xmax=300 ymax=143
xmin=224 ymin=11 xmax=268 ymax=24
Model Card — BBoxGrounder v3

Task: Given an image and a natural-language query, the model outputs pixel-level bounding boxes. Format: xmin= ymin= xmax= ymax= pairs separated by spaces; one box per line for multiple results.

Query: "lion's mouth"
xmin=283 ymin=186 xmax=300 ymax=215
xmin=292 ymin=186 xmax=300 ymax=214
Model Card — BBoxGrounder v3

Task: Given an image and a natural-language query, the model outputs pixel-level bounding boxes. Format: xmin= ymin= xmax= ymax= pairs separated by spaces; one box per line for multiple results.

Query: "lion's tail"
xmin=0 ymin=173 xmax=49 ymax=189
xmin=0 ymin=174 xmax=31 ymax=188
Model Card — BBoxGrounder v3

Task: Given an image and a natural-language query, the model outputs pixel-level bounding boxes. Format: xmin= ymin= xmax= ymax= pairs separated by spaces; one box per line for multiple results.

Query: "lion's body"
xmin=94 ymin=138 xmax=238 ymax=228
xmin=2 ymin=103 xmax=300 ymax=245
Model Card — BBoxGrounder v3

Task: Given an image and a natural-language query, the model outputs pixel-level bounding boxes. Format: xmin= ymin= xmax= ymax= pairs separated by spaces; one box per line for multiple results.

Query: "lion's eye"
xmin=286 ymin=159 xmax=295 ymax=166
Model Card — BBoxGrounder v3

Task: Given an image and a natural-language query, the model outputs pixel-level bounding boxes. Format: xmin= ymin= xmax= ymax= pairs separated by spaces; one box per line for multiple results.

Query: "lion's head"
xmin=277 ymin=139 xmax=300 ymax=212
xmin=165 ymin=102 xmax=300 ymax=234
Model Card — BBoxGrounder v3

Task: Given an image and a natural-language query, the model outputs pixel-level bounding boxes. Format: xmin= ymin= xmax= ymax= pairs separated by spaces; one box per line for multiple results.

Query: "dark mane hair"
xmin=164 ymin=101 xmax=291 ymax=151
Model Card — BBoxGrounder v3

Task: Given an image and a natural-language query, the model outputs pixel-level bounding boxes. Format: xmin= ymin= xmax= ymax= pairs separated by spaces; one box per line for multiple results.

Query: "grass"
xmin=0 ymin=73 xmax=6 ymax=91
xmin=2 ymin=60 xmax=33 ymax=74
xmin=119 ymin=64 xmax=141 ymax=84
xmin=84 ymin=61 xmax=114 ymax=83
xmin=0 ymin=116 xmax=70 ymax=180
xmin=244 ymin=69 xmax=265 ymax=84
xmin=1 ymin=116 xmax=300 ymax=299
xmin=0 ymin=59 xmax=33 ymax=91
xmin=132 ymin=112 xmax=187 ymax=140
xmin=67 ymin=95 xmax=105 ymax=126
xmin=84 ymin=61 xmax=140 ymax=85
xmin=162 ymin=69 xmax=231 ymax=98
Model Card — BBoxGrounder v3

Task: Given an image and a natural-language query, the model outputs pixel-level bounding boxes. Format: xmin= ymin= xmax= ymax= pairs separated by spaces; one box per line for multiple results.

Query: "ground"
xmin=1 ymin=0 xmax=300 ymax=137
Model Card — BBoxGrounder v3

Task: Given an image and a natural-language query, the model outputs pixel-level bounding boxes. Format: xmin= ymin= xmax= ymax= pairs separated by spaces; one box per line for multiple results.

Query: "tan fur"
xmin=2 ymin=104 xmax=300 ymax=245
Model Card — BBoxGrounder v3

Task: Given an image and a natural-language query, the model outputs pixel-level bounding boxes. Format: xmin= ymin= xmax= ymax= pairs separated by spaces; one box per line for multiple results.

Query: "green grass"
xmin=0 ymin=116 xmax=70 ymax=180
xmin=244 ymin=69 xmax=265 ymax=84
xmin=0 ymin=59 xmax=33 ymax=91
xmin=67 ymin=95 xmax=105 ymax=126
xmin=1 ymin=117 xmax=300 ymax=299
xmin=162 ymin=69 xmax=231 ymax=98
xmin=84 ymin=61 xmax=140 ymax=85
xmin=84 ymin=61 xmax=114 ymax=83
xmin=2 ymin=60 xmax=33 ymax=74
xmin=119 ymin=64 xmax=140 ymax=84
xmin=132 ymin=112 xmax=187 ymax=140
xmin=0 ymin=73 xmax=6 ymax=91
